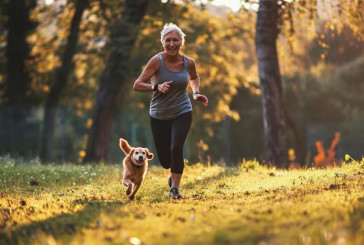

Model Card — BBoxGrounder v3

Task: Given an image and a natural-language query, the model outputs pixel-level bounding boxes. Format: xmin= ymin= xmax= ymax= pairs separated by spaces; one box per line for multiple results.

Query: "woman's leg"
xmin=150 ymin=116 xmax=172 ymax=169
xmin=170 ymin=111 xmax=192 ymax=186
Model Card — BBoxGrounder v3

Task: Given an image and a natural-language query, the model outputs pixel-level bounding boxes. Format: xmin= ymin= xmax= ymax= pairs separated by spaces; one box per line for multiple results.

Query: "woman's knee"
xmin=158 ymin=154 xmax=171 ymax=169
xmin=171 ymin=144 xmax=183 ymax=155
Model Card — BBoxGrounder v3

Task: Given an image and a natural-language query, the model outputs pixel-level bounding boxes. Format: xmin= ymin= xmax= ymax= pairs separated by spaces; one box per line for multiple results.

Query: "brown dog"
xmin=119 ymin=138 xmax=154 ymax=200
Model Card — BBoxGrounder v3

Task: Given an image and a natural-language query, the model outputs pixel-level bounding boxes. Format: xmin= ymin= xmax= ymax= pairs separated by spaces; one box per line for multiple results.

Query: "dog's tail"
xmin=119 ymin=138 xmax=131 ymax=155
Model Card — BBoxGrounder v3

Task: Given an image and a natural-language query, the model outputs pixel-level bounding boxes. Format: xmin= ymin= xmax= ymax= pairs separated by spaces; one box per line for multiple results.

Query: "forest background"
xmin=0 ymin=0 xmax=363 ymax=166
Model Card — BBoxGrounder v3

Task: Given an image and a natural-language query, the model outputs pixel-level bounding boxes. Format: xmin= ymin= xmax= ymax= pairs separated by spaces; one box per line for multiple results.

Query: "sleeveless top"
xmin=149 ymin=53 xmax=192 ymax=119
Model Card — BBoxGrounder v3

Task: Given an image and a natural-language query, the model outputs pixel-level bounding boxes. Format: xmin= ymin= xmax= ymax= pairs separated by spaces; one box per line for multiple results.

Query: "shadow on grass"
xmin=183 ymin=166 xmax=241 ymax=190
xmin=0 ymin=200 xmax=127 ymax=245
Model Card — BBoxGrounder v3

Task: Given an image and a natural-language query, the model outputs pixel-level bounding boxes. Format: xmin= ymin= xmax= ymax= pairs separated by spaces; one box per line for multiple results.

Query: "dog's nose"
xmin=138 ymin=156 xmax=144 ymax=161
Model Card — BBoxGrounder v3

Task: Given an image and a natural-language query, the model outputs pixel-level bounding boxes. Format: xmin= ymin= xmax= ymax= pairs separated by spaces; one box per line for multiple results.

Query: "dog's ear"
xmin=129 ymin=148 xmax=135 ymax=156
xmin=119 ymin=138 xmax=131 ymax=155
xmin=145 ymin=148 xmax=154 ymax=160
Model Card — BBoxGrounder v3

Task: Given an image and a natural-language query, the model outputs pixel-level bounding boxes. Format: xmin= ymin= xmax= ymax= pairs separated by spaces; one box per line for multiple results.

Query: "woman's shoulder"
xmin=146 ymin=54 xmax=161 ymax=69
xmin=184 ymin=55 xmax=196 ymax=66
xmin=150 ymin=53 xmax=161 ymax=62
xmin=184 ymin=55 xmax=196 ymax=70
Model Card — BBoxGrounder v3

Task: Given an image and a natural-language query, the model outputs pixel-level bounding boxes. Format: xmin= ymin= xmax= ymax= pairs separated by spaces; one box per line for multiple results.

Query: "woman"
xmin=133 ymin=23 xmax=208 ymax=199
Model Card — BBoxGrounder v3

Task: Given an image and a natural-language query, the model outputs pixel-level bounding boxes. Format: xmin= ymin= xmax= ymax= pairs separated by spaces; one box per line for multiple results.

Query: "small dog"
xmin=119 ymin=138 xmax=154 ymax=200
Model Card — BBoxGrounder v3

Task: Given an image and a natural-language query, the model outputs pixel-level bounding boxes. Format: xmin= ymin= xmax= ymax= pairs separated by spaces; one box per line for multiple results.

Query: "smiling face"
xmin=131 ymin=147 xmax=148 ymax=166
xmin=162 ymin=31 xmax=182 ymax=56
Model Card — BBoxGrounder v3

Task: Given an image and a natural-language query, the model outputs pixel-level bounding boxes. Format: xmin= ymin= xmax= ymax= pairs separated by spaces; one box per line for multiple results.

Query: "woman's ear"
xmin=145 ymin=148 xmax=154 ymax=160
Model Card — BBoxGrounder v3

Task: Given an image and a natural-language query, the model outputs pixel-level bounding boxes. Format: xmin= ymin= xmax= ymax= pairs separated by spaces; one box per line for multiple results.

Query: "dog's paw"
xmin=128 ymin=195 xmax=135 ymax=200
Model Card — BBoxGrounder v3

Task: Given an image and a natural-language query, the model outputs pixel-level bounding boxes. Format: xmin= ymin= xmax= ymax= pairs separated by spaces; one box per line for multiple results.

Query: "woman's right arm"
xmin=133 ymin=55 xmax=159 ymax=92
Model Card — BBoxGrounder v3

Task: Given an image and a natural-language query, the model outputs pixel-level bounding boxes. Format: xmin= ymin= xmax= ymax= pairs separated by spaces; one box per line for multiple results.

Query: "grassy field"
xmin=0 ymin=157 xmax=363 ymax=245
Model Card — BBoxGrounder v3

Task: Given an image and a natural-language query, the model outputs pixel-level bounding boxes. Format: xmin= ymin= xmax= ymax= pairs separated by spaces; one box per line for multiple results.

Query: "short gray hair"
xmin=160 ymin=23 xmax=186 ymax=46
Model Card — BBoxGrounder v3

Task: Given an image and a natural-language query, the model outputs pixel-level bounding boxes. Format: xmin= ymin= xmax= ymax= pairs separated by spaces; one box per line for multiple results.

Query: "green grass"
xmin=0 ymin=156 xmax=363 ymax=245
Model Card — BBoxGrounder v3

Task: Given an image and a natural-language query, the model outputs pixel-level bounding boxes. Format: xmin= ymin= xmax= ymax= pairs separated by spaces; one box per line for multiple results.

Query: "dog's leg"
xmin=128 ymin=183 xmax=141 ymax=200
xmin=123 ymin=179 xmax=132 ymax=196
xmin=126 ymin=184 xmax=132 ymax=196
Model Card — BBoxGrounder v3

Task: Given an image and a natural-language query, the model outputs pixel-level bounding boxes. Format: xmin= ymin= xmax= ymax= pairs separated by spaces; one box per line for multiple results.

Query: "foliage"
xmin=127 ymin=4 xmax=258 ymax=162
xmin=0 ymin=0 xmax=363 ymax=164
xmin=332 ymin=56 xmax=364 ymax=112
xmin=0 ymin=158 xmax=364 ymax=244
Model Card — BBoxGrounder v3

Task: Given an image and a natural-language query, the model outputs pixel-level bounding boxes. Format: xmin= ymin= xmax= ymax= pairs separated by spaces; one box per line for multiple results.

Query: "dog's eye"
xmin=142 ymin=152 xmax=145 ymax=154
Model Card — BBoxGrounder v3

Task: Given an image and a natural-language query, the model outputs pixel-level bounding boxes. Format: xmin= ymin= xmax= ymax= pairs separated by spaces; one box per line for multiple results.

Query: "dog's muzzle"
xmin=132 ymin=156 xmax=145 ymax=168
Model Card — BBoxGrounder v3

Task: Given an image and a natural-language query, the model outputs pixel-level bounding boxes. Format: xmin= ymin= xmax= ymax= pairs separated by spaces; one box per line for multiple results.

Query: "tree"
xmin=255 ymin=0 xmax=288 ymax=167
xmin=2 ymin=0 xmax=36 ymax=108
xmin=1 ymin=0 xmax=37 ymax=155
xmin=84 ymin=0 xmax=149 ymax=162
xmin=40 ymin=0 xmax=89 ymax=162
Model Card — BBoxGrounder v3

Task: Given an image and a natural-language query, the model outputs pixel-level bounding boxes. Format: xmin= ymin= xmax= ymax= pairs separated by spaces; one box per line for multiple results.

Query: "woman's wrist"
xmin=193 ymin=91 xmax=200 ymax=96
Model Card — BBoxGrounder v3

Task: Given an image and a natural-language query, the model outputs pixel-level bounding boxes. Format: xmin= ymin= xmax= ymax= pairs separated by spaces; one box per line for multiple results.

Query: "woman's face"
xmin=162 ymin=31 xmax=182 ymax=55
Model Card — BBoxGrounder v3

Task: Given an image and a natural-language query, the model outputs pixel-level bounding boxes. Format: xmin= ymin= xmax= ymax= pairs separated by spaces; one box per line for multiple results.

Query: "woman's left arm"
xmin=188 ymin=58 xmax=208 ymax=107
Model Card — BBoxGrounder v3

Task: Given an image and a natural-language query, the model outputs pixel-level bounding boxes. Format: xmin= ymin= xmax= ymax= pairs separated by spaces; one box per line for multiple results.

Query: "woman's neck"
xmin=163 ymin=52 xmax=182 ymax=63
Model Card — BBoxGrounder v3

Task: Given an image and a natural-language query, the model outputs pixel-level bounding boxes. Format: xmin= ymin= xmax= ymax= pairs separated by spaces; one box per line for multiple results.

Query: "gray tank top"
xmin=149 ymin=53 xmax=192 ymax=119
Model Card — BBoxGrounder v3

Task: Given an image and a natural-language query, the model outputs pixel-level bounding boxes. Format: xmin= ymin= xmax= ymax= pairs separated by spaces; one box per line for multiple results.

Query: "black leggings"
xmin=150 ymin=111 xmax=192 ymax=174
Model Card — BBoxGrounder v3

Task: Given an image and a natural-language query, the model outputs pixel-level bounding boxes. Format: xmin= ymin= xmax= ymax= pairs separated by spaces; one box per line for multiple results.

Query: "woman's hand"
xmin=193 ymin=93 xmax=208 ymax=107
xmin=158 ymin=81 xmax=173 ymax=94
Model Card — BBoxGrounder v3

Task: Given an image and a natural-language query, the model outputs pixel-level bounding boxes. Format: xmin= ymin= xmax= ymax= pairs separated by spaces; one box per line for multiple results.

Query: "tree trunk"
xmin=285 ymin=108 xmax=305 ymax=165
xmin=255 ymin=0 xmax=288 ymax=168
xmin=40 ymin=0 xmax=88 ymax=163
xmin=3 ymin=0 xmax=36 ymax=120
xmin=83 ymin=0 xmax=149 ymax=163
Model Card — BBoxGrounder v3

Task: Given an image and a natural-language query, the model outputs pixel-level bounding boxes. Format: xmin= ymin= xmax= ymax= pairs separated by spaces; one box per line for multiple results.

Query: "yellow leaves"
xmin=153 ymin=20 xmax=163 ymax=27
xmin=27 ymin=33 xmax=38 ymax=43
xmin=84 ymin=100 xmax=92 ymax=110
xmin=329 ymin=23 xmax=335 ymax=31
xmin=229 ymin=111 xmax=240 ymax=121
xmin=85 ymin=119 xmax=93 ymax=129
xmin=79 ymin=151 xmax=86 ymax=158
xmin=75 ymin=100 xmax=93 ymax=117
xmin=196 ymin=34 xmax=208 ymax=45
xmin=197 ymin=139 xmax=209 ymax=152
xmin=203 ymin=113 xmax=212 ymax=120
xmin=43 ymin=85 xmax=50 ymax=92
xmin=90 ymin=3 xmax=100 ymax=13
xmin=78 ymin=134 xmax=89 ymax=163
xmin=75 ymin=65 xmax=86 ymax=79
xmin=87 ymin=14 xmax=98 ymax=23
xmin=288 ymin=148 xmax=296 ymax=162
xmin=345 ymin=154 xmax=350 ymax=162
xmin=57 ymin=28 xmax=70 ymax=39
xmin=77 ymin=110 xmax=83 ymax=116
xmin=209 ymin=66 xmax=218 ymax=78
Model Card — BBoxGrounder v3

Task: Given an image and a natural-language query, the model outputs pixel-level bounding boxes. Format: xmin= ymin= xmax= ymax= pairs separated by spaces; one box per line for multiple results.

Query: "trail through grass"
xmin=0 ymin=157 xmax=363 ymax=245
